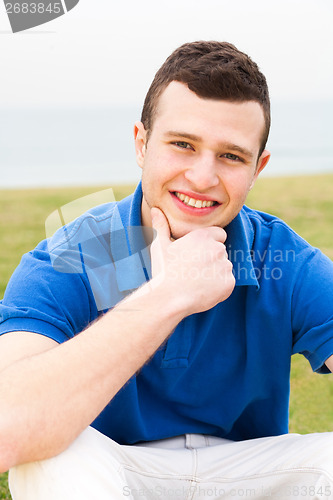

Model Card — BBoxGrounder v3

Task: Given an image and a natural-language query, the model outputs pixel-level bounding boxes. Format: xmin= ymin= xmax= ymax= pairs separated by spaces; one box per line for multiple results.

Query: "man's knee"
xmin=9 ymin=453 xmax=68 ymax=500
xmin=8 ymin=427 xmax=127 ymax=500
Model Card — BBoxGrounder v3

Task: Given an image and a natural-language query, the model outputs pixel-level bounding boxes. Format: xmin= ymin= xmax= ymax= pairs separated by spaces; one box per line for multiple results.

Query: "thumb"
xmin=151 ymin=207 xmax=172 ymax=246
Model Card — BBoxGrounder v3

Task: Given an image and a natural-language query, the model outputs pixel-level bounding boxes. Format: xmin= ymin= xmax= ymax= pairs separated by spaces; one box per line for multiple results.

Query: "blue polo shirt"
xmin=1 ymin=182 xmax=333 ymax=444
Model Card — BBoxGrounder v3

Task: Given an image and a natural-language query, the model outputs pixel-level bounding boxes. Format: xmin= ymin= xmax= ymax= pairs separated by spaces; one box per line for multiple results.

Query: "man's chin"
xmin=170 ymin=220 xmax=228 ymax=240
xmin=169 ymin=224 xmax=189 ymax=240
xmin=169 ymin=222 xmax=206 ymax=240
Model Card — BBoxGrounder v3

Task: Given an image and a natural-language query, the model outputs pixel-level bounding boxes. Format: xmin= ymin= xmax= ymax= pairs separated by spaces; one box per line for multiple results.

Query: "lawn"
xmin=0 ymin=174 xmax=332 ymax=498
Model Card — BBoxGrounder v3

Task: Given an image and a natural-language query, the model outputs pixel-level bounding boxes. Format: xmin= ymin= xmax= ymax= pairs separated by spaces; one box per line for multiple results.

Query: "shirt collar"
xmin=109 ymin=183 xmax=151 ymax=292
xmin=225 ymin=210 xmax=259 ymax=289
xmin=110 ymin=182 xmax=259 ymax=292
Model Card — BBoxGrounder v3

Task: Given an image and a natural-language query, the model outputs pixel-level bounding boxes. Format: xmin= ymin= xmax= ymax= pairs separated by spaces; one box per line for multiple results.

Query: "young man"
xmin=0 ymin=41 xmax=332 ymax=499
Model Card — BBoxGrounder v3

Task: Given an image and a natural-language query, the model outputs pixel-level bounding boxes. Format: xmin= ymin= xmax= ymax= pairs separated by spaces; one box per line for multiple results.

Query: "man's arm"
xmin=325 ymin=354 xmax=333 ymax=372
xmin=0 ymin=285 xmax=186 ymax=472
xmin=0 ymin=208 xmax=235 ymax=471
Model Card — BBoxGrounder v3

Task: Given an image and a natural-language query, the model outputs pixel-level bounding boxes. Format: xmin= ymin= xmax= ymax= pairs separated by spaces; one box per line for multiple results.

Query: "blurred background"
xmin=0 ymin=0 xmax=332 ymax=188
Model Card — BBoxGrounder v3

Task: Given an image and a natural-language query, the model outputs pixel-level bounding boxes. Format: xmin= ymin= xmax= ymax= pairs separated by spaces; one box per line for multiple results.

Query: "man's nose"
xmin=184 ymin=154 xmax=220 ymax=189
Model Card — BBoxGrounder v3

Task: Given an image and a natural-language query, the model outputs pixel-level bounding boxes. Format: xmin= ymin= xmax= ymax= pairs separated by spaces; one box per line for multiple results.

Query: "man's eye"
xmin=173 ymin=141 xmax=192 ymax=149
xmin=223 ymin=153 xmax=241 ymax=161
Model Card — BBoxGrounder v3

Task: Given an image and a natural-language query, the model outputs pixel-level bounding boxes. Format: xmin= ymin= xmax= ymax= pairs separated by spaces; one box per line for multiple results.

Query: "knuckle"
xmin=229 ymin=274 xmax=236 ymax=289
xmin=227 ymin=258 xmax=234 ymax=270
xmin=220 ymin=228 xmax=227 ymax=241
xmin=217 ymin=245 xmax=226 ymax=258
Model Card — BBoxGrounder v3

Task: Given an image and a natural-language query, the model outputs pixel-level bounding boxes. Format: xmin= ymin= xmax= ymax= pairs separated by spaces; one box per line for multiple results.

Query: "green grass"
xmin=0 ymin=473 xmax=11 ymax=500
xmin=0 ymin=175 xmax=332 ymax=498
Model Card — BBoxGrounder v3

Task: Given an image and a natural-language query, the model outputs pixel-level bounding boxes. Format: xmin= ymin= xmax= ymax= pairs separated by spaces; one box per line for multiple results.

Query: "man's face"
xmin=135 ymin=81 xmax=270 ymax=239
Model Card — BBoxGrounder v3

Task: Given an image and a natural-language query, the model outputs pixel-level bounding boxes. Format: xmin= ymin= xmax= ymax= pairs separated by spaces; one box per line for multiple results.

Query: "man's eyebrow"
xmin=222 ymin=142 xmax=254 ymax=160
xmin=164 ymin=131 xmax=254 ymax=159
xmin=164 ymin=131 xmax=201 ymax=142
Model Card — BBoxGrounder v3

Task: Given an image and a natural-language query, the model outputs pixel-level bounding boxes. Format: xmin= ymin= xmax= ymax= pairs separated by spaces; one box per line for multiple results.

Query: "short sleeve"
xmin=0 ymin=239 xmax=98 ymax=343
xmin=292 ymin=248 xmax=333 ymax=373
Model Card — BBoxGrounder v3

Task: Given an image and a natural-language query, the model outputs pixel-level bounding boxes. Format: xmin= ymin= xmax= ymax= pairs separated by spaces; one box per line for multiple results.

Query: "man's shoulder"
xmin=241 ymin=205 xmax=333 ymax=277
xmin=48 ymin=202 xmax=116 ymax=251
xmin=243 ymin=205 xmax=289 ymax=228
xmin=242 ymin=205 xmax=309 ymax=247
xmin=44 ymin=191 xmax=136 ymax=278
xmin=48 ymin=191 xmax=135 ymax=252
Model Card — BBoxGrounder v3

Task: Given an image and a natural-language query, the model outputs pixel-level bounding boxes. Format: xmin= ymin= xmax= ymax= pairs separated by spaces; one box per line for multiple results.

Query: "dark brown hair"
xmin=141 ymin=41 xmax=270 ymax=156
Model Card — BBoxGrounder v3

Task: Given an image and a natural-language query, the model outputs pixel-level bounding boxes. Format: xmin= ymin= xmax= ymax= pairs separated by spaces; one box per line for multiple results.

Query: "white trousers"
xmin=9 ymin=426 xmax=333 ymax=500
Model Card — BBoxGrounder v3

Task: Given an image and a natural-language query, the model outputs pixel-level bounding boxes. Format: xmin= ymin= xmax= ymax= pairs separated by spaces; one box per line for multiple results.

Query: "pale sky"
xmin=0 ymin=0 xmax=332 ymax=108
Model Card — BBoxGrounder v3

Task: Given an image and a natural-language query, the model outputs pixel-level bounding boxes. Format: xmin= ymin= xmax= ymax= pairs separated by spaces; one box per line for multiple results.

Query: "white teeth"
xmin=174 ymin=192 xmax=216 ymax=208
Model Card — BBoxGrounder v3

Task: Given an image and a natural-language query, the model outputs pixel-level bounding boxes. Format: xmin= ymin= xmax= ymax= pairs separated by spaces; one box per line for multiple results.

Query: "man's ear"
xmin=134 ymin=121 xmax=147 ymax=169
xmin=250 ymin=149 xmax=271 ymax=189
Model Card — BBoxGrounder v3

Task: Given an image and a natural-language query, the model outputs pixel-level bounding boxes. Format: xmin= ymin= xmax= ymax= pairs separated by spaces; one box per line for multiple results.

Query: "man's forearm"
xmin=0 ymin=281 xmax=184 ymax=470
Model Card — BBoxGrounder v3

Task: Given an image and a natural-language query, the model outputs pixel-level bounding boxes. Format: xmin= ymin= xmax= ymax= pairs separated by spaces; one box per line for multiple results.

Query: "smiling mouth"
xmin=173 ymin=191 xmax=219 ymax=209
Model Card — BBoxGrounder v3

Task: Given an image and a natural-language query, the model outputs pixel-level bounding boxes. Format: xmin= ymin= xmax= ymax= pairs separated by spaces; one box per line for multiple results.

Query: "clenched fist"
xmin=150 ymin=207 xmax=235 ymax=316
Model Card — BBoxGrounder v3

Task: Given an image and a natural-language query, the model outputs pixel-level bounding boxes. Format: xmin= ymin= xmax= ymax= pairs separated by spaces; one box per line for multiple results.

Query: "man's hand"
xmin=150 ymin=207 xmax=235 ymax=315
